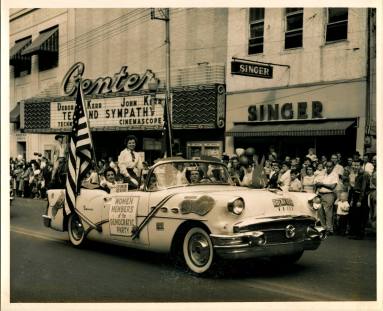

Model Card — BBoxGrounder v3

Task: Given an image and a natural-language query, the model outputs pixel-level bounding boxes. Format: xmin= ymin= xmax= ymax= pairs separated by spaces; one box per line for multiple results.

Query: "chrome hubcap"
xmin=188 ymin=233 xmax=210 ymax=266
xmin=71 ymin=216 xmax=84 ymax=241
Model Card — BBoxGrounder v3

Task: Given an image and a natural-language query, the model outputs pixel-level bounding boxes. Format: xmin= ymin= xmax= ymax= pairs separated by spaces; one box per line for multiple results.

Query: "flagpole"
xmin=75 ymin=77 xmax=98 ymax=171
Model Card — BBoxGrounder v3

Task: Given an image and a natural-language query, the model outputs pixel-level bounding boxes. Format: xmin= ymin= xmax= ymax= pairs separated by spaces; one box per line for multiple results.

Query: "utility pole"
xmin=151 ymin=8 xmax=173 ymax=157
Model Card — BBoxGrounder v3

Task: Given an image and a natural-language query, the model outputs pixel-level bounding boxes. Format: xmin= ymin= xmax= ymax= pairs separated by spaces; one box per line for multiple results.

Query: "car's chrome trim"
xmin=210 ymin=224 xmax=325 ymax=259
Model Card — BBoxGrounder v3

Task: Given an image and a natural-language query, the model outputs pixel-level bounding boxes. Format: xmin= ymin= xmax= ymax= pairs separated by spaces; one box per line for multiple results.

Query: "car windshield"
xmin=147 ymin=161 xmax=232 ymax=190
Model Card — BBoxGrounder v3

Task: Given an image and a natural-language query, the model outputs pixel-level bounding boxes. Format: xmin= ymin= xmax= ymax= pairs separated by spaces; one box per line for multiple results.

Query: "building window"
xmin=326 ymin=8 xmax=348 ymax=42
xmin=10 ymin=37 xmax=32 ymax=78
xmin=38 ymin=27 xmax=59 ymax=71
xmin=285 ymin=8 xmax=303 ymax=49
xmin=248 ymin=8 xmax=265 ymax=54
xmin=20 ymin=26 xmax=59 ymax=72
xmin=14 ymin=57 xmax=31 ymax=77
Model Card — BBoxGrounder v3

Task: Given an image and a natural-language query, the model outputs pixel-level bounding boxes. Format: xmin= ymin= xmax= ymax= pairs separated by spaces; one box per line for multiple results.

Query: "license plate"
xmin=272 ymin=198 xmax=294 ymax=211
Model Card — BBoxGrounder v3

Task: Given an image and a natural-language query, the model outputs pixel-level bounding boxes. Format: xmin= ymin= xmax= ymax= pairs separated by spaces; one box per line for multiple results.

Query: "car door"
xmin=76 ymin=188 xmax=106 ymax=225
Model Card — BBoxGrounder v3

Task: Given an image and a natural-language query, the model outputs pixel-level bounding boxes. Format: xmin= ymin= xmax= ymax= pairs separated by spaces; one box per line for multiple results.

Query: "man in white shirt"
xmin=330 ymin=154 xmax=344 ymax=176
xmin=118 ymin=135 xmax=143 ymax=189
xmin=51 ymin=134 xmax=67 ymax=184
xmin=278 ymin=161 xmax=291 ymax=192
xmin=362 ymin=154 xmax=374 ymax=176
xmin=315 ymin=161 xmax=339 ymax=234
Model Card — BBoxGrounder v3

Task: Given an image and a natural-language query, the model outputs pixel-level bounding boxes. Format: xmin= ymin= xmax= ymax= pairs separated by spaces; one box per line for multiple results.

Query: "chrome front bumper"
xmin=210 ymin=226 xmax=326 ymax=260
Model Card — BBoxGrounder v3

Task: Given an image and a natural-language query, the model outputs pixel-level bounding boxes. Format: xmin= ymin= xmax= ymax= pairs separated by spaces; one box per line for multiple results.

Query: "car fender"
xmin=45 ymin=189 xmax=66 ymax=231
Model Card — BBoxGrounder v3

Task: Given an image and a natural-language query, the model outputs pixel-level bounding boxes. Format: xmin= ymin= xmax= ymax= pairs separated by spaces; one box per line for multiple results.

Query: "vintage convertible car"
xmin=43 ymin=159 xmax=326 ymax=275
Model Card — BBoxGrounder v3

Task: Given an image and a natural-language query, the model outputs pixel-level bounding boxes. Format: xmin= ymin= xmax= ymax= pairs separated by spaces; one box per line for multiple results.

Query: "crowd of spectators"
xmin=10 ymin=154 xmax=53 ymax=199
xmin=10 ymin=145 xmax=377 ymax=240
xmin=223 ymin=146 xmax=377 ymax=239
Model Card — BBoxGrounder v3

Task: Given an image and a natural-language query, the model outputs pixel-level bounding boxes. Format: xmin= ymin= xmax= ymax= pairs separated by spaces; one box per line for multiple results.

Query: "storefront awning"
xmin=10 ymin=104 xmax=20 ymax=123
xmin=21 ymin=27 xmax=58 ymax=56
xmin=10 ymin=37 xmax=31 ymax=64
xmin=226 ymin=120 xmax=355 ymax=137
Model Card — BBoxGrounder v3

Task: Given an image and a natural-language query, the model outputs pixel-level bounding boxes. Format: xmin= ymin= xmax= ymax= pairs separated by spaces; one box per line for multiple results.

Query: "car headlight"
xmin=228 ymin=197 xmax=245 ymax=215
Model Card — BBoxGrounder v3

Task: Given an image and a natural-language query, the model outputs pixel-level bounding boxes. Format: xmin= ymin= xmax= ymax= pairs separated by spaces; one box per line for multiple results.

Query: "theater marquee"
xmin=51 ymin=95 xmax=165 ymax=130
xmin=22 ymin=94 xmax=166 ymax=132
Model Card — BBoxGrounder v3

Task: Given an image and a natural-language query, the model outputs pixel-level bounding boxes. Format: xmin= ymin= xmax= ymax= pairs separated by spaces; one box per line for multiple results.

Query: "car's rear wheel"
xmin=68 ymin=213 xmax=86 ymax=247
xmin=182 ymin=227 xmax=214 ymax=275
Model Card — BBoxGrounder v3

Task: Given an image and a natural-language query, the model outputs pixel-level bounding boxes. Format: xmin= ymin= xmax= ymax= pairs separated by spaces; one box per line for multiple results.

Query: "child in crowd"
xmin=314 ymin=162 xmax=326 ymax=182
xmin=335 ymin=192 xmax=350 ymax=235
xmin=306 ymin=148 xmax=318 ymax=162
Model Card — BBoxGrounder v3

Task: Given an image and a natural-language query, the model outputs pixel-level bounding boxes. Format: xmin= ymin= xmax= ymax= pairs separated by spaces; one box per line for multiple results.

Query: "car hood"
xmin=163 ymin=185 xmax=317 ymax=219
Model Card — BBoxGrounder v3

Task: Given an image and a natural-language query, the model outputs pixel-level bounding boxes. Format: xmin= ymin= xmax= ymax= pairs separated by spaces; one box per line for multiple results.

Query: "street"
xmin=9 ymin=197 xmax=376 ymax=303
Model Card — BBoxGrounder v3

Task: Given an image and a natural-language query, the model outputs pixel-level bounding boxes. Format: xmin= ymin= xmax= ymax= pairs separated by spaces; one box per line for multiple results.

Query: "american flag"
xmin=65 ymin=84 xmax=94 ymax=215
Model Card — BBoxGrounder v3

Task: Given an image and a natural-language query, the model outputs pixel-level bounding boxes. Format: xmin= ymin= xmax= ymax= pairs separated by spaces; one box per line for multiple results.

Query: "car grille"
xmin=235 ymin=219 xmax=315 ymax=244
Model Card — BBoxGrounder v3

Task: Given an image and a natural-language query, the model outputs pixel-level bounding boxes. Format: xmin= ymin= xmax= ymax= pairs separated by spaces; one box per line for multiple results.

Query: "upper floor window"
xmin=285 ymin=8 xmax=303 ymax=49
xmin=326 ymin=8 xmax=348 ymax=42
xmin=21 ymin=26 xmax=59 ymax=71
xmin=248 ymin=8 xmax=265 ymax=54
xmin=10 ymin=36 xmax=32 ymax=78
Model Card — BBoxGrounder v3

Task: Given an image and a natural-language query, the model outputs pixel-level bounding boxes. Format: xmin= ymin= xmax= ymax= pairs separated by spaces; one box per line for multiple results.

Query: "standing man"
xmin=315 ymin=161 xmax=339 ymax=234
xmin=277 ymin=161 xmax=291 ymax=192
xmin=51 ymin=134 xmax=67 ymax=184
xmin=348 ymin=160 xmax=370 ymax=239
xmin=118 ymin=135 xmax=143 ymax=189
xmin=330 ymin=154 xmax=344 ymax=177
xmin=362 ymin=154 xmax=374 ymax=176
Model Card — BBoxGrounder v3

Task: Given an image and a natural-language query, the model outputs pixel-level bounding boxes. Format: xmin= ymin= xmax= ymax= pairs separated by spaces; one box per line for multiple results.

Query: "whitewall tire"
xmin=68 ymin=213 xmax=86 ymax=247
xmin=182 ymin=227 xmax=214 ymax=274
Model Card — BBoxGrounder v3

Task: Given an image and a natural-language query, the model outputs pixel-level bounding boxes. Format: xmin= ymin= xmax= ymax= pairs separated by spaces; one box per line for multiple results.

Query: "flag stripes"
xmin=65 ymin=85 xmax=94 ymax=215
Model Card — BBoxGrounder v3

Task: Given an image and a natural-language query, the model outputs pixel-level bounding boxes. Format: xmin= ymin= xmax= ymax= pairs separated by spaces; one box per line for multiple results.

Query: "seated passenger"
xmin=100 ymin=168 xmax=117 ymax=193
xmin=148 ymin=174 xmax=159 ymax=191
xmin=185 ymin=168 xmax=204 ymax=184
xmin=208 ymin=167 xmax=224 ymax=182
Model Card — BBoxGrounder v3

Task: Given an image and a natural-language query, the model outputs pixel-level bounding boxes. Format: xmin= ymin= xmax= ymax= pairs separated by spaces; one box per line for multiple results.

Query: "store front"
xmin=225 ymin=80 xmax=367 ymax=159
xmin=19 ymin=63 xmax=226 ymax=164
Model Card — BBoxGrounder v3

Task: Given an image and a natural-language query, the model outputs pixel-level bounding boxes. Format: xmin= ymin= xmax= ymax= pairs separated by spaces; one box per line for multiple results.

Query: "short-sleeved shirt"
xmin=302 ymin=175 xmax=315 ymax=193
xmin=318 ymin=171 xmax=339 ymax=193
xmin=289 ymin=178 xmax=302 ymax=192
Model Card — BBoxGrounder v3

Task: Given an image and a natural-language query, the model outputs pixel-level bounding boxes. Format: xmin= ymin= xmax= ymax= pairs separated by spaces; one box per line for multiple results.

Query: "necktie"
xmin=130 ymin=150 xmax=135 ymax=162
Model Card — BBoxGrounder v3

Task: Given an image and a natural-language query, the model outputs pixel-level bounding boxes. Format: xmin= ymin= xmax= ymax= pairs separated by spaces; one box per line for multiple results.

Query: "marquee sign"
xmin=62 ymin=62 xmax=157 ymax=96
xmin=231 ymin=61 xmax=273 ymax=79
xmin=51 ymin=94 xmax=166 ymax=130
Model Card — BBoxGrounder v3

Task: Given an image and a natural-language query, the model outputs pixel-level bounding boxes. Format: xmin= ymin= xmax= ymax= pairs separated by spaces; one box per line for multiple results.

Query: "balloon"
xmin=235 ymin=148 xmax=245 ymax=157
xmin=245 ymin=147 xmax=256 ymax=157
xmin=239 ymin=155 xmax=249 ymax=166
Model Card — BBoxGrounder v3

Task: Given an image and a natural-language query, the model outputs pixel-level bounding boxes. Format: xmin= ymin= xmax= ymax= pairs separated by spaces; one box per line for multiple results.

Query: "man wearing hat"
xmin=51 ymin=134 xmax=67 ymax=184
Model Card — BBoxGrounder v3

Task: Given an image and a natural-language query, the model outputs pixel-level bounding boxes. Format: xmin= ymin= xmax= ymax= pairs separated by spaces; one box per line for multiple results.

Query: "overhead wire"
xmin=58 ymin=9 xmax=149 ymax=56
xmin=57 ymin=8 xmax=187 ymax=58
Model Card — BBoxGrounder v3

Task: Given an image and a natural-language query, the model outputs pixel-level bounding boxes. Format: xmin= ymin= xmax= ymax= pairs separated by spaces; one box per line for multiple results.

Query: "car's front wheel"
xmin=68 ymin=213 xmax=86 ymax=247
xmin=182 ymin=227 xmax=214 ymax=275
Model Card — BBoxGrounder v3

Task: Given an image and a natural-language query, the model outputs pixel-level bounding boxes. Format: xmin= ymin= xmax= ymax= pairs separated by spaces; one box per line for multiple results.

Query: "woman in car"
xmin=185 ymin=168 xmax=204 ymax=184
xmin=100 ymin=168 xmax=118 ymax=193
xmin=118 ymin=135 xmax=143 ymax=189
